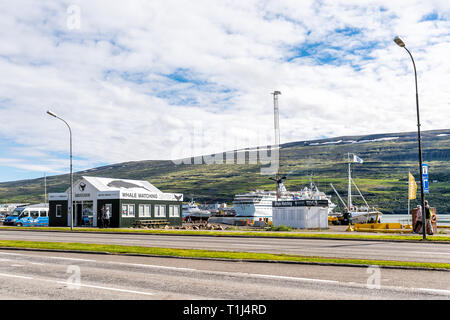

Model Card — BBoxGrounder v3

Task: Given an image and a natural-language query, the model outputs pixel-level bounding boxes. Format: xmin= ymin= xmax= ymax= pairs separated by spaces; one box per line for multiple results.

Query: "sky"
xmin=0 ymin=0 xmax=449 ymax=182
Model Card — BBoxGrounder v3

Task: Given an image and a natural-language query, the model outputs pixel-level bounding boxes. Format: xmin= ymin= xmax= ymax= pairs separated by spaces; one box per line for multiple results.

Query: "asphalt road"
xmin=0 ymin=249 xmax=449 ymax=300
xmin=0 ymin=230 xmax=449 ymax=263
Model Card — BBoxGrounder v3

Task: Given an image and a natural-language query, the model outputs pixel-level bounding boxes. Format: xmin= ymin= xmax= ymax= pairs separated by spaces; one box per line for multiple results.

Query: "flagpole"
xmin=408 ymin=171 xmax=411 ymax=226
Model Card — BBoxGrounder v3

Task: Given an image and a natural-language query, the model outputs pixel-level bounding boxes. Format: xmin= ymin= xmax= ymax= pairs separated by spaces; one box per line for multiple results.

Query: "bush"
xmin=266 ymin=225 xmax=293 ymax=232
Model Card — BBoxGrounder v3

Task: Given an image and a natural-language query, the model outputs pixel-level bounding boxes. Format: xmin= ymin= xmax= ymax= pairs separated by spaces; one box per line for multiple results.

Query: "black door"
xmin=76 ymin=203 xmax=83 ymax=227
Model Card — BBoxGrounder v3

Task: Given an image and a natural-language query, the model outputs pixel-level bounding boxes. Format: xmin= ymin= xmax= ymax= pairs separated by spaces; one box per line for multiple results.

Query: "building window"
xmin=56 ymin=205 xmax=62 ymax=217
xmin=122 ymin=204 xmax=135 ymax=218
xmin=155 ymin=205 xmax=166 ymax=218
xmin=139 ymin=204 xmax=151 ymax=217
xmin=169 ymin=205 xmax=180 ymax=217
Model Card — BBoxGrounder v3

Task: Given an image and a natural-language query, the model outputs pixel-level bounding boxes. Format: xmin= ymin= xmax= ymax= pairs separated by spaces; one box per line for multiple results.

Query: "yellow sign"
xmin=408 ymin=172 xmax=417 ymax=200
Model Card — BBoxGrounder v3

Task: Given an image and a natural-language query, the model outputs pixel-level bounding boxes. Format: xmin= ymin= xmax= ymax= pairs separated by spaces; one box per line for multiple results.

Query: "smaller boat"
xmin=182 ymin=200 xmax=211 ymax=222
xmin=330 ymin=153 xmax=382 ymax=225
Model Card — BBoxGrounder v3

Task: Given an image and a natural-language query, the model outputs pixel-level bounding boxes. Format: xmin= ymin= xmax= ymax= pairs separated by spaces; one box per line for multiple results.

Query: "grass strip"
xmin=0 ymin=240 xmax=449 ymax=270
xmin=1 ymin=226 xmax=449 ymax=242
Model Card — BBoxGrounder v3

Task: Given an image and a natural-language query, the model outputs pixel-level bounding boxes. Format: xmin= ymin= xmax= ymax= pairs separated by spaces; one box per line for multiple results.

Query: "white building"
xmin=48 ymin=176 xmax=183 ymax=228
xmin=272 ymin=200 xmax=329 ymax=229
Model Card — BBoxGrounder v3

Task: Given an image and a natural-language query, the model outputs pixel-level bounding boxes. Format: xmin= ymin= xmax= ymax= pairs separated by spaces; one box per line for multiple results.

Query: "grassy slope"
xmin=0 ymin=129 xmax=449 ymax=214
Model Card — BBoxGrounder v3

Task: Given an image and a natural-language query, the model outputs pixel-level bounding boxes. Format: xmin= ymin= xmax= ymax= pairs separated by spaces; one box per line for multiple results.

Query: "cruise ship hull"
xmin=233 ymin=203 xmax=273 ymax=221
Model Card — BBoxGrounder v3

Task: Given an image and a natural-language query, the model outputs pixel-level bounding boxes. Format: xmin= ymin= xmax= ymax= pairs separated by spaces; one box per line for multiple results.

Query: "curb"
xmin=1 ymin=227 xmax=449 ymax=244
xmin=0 ymin=246 xmax=449 ymax=272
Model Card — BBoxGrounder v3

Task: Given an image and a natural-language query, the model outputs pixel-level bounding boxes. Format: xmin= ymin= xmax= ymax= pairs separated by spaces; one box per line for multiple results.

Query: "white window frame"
xmin=169 ymin=205 xmax=180 ymax=217
xmin=122 ymin=204 xmax=136 ymax=218
xmin=139 ymin=204 xmax=151 ymax=218
xmin=155 ymin=204 xmax=166 ymax=218
xmin=56 ymin=205 xmax=62 ymax=217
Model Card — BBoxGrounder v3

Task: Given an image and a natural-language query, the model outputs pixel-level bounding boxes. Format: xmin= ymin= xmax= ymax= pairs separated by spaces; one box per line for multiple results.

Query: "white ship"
xmin=182 ymin=200 xmax=211 ymax=221
xmin=233 ymin=178 xmax=336 ymax=222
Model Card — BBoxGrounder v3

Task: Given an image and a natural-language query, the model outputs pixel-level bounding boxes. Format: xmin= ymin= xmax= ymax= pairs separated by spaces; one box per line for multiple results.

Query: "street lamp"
xmin=47 ymin=110 xmax=74 ymax=231
xmin=393 ymin=36 xmax=427 ymax=240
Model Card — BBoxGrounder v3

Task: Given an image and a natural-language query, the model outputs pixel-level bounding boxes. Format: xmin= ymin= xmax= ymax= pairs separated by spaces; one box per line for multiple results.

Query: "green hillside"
xmin=1 ymin=129 xmax=449 ymax=214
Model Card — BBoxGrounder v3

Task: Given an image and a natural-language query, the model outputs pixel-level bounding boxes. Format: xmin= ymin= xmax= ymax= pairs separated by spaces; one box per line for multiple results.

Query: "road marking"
xmin=242 ymin=273 xmax=340 ymax=284
xmin=0 ymin=273 xmax=33 ymax=280
xmin=409 ymin=251 xmax=450 ymax=256
xmin=10 ymin=264 xmax=25 ymax=267
xmin=55 ymin=281 xmax=154 ymax=296
xmin=230 ymin=243 xmax=271 ymax=247
xmin=45 ymin=256 xmax=95 ymax=262
xmin=0 ymin=251 xmax=95 ymax=263
xmin=0 ymin=271 xmax=153 ymax=296
xmin=118 ymin=262 xmax=196 ymax=272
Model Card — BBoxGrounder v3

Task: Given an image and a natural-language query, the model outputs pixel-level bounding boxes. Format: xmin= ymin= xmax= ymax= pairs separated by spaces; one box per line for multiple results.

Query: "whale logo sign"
xmin=79 ymin=182 xmax=87 ymax=192
xmin=174 ymin=194 xmax=182 ymax=201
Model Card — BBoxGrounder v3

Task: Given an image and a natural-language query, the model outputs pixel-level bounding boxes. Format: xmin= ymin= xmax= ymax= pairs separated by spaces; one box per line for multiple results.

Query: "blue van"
xmin=3 ymin=204 xmax=49 ymax=227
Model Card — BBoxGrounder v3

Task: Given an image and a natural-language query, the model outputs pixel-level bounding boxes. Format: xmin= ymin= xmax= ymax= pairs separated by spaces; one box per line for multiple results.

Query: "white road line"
xmin=409 ymin=251 xmax=450 ymax=256
xmin=55 ymin=281 xmax=153 ymax=296
xmin=0 ymin=258 xmax=12 ymax=262
xmin=230 ymin=244 xmax=271 ymax=247
xmin=45 ymin=256 xmax=95 ymax=262
xmin=242 ymin=273 xmax=340 ymax=284
xmin=0 ymin=271 xmax=153 ymax=296
xmin=115 ymin=262 xmax=197 ymax=272
xmin=0 ymin=251 xmax=95 ymax=262
xmin=10 ymin=264 xmax=25 ymax=267
xmin=0 ymin=273 xmax=33 ymax=280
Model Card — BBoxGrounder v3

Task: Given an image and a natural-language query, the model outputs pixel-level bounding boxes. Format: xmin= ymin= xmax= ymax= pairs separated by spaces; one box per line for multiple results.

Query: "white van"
xmin=3 ymin=203 xmax=49 ymax=227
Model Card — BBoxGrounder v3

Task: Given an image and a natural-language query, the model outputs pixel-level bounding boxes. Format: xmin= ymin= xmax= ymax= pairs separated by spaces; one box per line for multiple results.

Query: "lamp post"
xmin=393 ymin=36 xmax=426 ymax=240
xmin=47 ymin=110 xmax=74 ymax=231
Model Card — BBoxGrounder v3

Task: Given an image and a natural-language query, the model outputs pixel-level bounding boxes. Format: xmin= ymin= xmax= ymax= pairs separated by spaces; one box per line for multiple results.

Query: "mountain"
xmin=1 ymin=129 xmax=449 ymax=214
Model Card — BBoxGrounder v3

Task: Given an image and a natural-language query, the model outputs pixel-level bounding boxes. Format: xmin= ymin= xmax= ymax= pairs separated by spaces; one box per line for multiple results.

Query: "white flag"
xmin=353 ymin=154 xmax=363 ymax=163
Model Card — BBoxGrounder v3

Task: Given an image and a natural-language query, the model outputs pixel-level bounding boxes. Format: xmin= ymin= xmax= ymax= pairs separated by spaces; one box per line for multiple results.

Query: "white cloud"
xmin=0 ymin=0 xmax=449 ymax=179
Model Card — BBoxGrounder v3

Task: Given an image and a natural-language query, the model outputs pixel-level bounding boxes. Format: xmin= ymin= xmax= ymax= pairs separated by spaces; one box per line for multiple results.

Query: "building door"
xmin=82 ymin=201 xmax=94 ymax=227
xmin=76 ymin=203 xmax=83 ymax=227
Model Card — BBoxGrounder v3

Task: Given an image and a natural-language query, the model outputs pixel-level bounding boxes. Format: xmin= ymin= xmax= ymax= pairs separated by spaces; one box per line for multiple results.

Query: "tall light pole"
xmin=393 ymin=36 xmax=426 ymax=240
xmin=47 ymin=110 xmax=74 ymax=231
